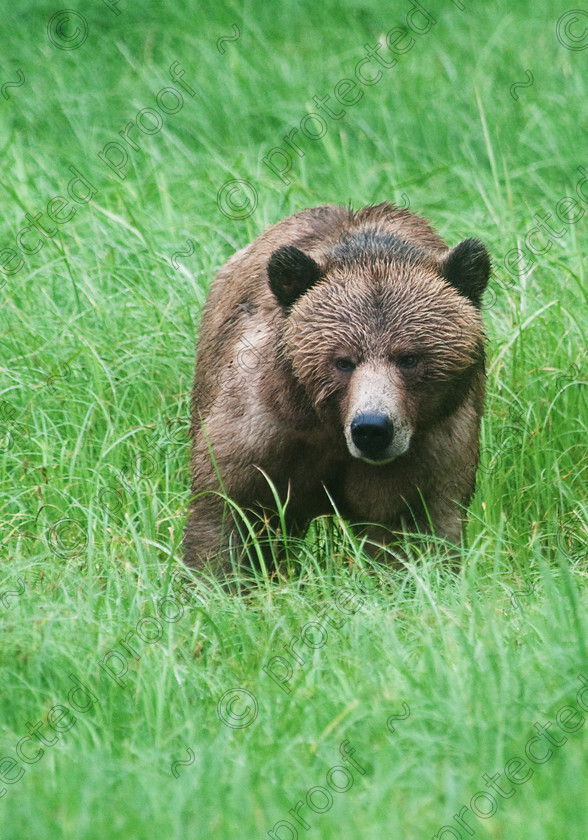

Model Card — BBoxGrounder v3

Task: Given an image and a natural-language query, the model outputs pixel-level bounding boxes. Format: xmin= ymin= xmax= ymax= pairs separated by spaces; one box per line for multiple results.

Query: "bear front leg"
xmin=183 ymin=491 xmax=240 ymax=574
xmin=350 ymin=522 xmax=412 ymax=565
xmin=183 ymin=493 xmax=297 ymax=577
xmin=350 ymin=503 xmax=465 ymax=566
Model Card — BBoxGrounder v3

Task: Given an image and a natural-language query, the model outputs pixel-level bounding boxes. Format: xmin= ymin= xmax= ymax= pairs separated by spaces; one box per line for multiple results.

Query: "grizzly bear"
xmin=184 ymin=202 xmax=490 ymax=575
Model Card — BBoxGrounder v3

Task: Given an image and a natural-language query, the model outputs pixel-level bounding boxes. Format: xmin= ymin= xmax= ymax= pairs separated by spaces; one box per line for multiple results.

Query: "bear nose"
xmin=350 ymin=413 xmax=394 ymax=458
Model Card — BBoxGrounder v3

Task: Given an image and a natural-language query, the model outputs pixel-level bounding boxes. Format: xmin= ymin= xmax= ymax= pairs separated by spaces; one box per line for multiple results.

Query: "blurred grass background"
xmin=1 ymin=0 xmax=587 ymax=837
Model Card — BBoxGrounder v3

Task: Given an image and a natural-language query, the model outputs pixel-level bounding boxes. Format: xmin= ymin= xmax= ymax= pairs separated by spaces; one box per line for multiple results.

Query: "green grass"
xmin=1 ymin=0 xmax=587 ymax=837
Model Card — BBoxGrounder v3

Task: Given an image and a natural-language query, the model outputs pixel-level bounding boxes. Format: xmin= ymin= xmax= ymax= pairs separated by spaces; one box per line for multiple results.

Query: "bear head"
xmin=267 ymin=231 xmax=490 ymax=465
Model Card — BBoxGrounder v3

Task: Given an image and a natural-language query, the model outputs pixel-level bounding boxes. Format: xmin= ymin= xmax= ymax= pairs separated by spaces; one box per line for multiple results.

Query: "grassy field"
xmin=1 ymin=0 xmax=587 ymax=837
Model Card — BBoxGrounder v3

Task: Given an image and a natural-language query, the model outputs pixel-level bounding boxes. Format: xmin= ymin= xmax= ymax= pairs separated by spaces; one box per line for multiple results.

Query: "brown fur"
xmin=184 ymin=202 xmax=490 ymax=574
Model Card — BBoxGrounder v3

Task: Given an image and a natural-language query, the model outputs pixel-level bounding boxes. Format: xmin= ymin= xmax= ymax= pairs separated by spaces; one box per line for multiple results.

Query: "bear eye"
xmin=397 ymin=354 xmax=420 ymax=369
xmin=335 ymin=357 xmax=356 ymax=372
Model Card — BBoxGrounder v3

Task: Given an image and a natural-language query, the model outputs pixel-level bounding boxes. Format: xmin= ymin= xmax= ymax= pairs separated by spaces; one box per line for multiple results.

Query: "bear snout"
xmin=350 ymin=412 xmax=395 ymax=461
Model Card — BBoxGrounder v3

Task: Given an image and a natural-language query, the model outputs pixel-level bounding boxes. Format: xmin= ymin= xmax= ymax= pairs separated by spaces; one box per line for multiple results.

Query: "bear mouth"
xmin=354 ymin=451 xmax=398 ymax=466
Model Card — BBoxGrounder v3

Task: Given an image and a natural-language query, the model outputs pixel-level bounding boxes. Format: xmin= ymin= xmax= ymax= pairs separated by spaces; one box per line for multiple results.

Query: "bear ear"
xmin=267 ymin=245 xmax=323 ymax=308
xmin=440 ymin=238 xmax=491 ymax=308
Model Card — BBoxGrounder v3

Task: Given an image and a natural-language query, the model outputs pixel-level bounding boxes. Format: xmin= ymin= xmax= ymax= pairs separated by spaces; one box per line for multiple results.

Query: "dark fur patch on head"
xmin=326 ymin=231 xmax=429 ymax=269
